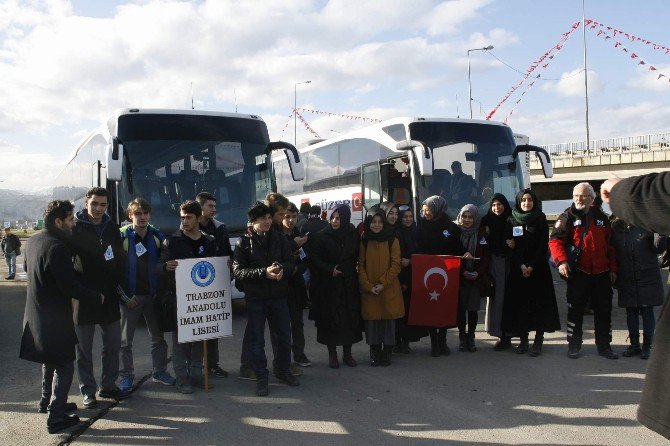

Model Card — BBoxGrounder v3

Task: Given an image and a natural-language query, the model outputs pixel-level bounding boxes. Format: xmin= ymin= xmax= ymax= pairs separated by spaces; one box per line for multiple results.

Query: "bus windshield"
xmin=409 ymin=121 xmax=523 ymax=215
xmin=117 ymin=114 xmax=272 ymax=235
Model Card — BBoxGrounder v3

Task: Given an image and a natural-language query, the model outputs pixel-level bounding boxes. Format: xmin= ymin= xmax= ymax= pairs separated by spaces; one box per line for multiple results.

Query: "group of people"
xmin=19 ymin=188 xmax=236 ymax=433
xmin=18 ymin=178 xmax=669 ymax=434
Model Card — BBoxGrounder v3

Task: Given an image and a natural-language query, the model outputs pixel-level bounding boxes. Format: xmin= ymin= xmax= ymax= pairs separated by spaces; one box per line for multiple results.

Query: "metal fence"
xmin=541 ymin=132 xmax=670 ymax=158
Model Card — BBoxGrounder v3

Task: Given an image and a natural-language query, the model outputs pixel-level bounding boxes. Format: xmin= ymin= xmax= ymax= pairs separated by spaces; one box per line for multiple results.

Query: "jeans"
xmin=626 ymin=306 xmax=656 ymax=338
xmin=42 ymin=362 xmax=74 ymax=421
xmin=4 ymin=252 xmax=16 ymax=276
xmin=120 ymin=294 xmax=168 ymax=378
xmin=75 ymin=320 xmax=121 ymax=396
xmin=566 ymin=270 xmax=613 ymax=346
xmin=171 ymin=332 xmax=203 ymax=380
xmin=245 ymin=298 xmax=292 ymax=381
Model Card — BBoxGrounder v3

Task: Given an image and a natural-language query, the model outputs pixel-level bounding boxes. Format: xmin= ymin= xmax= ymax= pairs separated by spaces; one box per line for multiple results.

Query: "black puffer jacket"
xmin=610 ymin=221 xmax=666 ymax=308
xmin=233 ymin=227 xmax=294 ymax=301
xmin=416 ymin=214 xmax=465 ymax=256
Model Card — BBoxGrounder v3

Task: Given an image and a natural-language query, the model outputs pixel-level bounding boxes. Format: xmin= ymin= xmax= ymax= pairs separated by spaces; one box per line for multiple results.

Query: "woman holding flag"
xmin=455 ymin=204 xmax=489 ymax=352
xmin=415 ymin=196 xmax=467 ymax=357
xmin=501 ymin=189 xmax=560 ymax=356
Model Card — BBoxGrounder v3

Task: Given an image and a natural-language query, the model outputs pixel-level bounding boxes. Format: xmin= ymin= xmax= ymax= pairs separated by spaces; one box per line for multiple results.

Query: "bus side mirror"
xmin=396 ymin=140 xmax=433 ymax=176
xmin=266 ymin=141 xmax=304 ymax=181
xmin=513 ymin=144 xmax=553 ymax=179
xmin=106 ymin=137 xmax=124 ymax=181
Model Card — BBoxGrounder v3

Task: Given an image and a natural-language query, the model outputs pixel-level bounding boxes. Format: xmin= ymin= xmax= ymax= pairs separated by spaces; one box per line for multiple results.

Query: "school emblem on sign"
xmin=191 ymin=261 xmax=215 ymax=287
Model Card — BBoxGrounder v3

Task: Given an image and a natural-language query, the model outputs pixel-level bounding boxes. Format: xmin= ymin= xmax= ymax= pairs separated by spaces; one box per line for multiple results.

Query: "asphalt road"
xmin=0 ymin=255 xmax=668 ymax=446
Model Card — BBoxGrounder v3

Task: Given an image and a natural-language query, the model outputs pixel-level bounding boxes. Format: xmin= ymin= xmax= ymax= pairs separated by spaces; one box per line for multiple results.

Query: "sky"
xmin=0 ymin=0 xmax=669 ymax=191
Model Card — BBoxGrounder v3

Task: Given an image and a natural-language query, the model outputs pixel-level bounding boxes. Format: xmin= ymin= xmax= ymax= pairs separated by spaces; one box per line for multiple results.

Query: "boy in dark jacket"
xmin=233 ymin=202 xmax=298 ymax=396
xmin=69 ymin=187 xmax=128 ymax=408
xmin=158 ymin=200 xmax=217 ymax=394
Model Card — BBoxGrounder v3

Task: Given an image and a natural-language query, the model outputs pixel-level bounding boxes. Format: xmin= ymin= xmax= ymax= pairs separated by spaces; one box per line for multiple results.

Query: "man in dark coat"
xmin=299 ymin=205 xmax=328 ymax=236
xmin=20 ymin=200 xmax=102 ymax=434
xmin=69 ymin=187 xmax=128 ymax=408
xmin=601 ymin=172 xmax=670 ymax=440
xmin=196 ymin=192 xmax=233 ymax=379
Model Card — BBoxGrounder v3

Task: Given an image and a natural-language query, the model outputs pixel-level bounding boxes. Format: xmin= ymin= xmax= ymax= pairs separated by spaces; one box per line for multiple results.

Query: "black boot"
xmin=641 ymin=334 xmax=653 ymax=360
xmin=597 ymin=343 xmax=619 ymax=360
xmin=529 ymin=334 xmax=544 ymax=357
xmin=622 ymin=333 xmax=641 ymax=357
xmin=467 ymin=332 xmax=477 ymax=352
xmin=370 ymin=345 xmax=382 ymax=366
xmin=458 ymin=331 xmax=467 ymax=352
xmin=429 ymin=330 xmax=440 ymax=357
xmin=515 ymin=334 xmax=529 ymax=354
xmin=380 ymin=345 xmax=392 ymax=366
xmin=438 ymin=330 xmax=450 ymax=356
xmin=567 ymin=342 xmax=581 ymax=359
xmin=494 ymin=336 xmax=512 ymax=351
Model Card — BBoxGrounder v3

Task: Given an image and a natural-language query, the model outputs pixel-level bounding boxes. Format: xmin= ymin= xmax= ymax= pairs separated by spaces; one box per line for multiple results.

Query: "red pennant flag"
xmin=631 ymin=53 xmax=638 ymax=59
xmin=408 ymin=255 xmax=461 ymax=328
xmin=650 ymin=66 xmax=657 ymax=71
xmin=639 ymin=61 xmax=646 ymax=65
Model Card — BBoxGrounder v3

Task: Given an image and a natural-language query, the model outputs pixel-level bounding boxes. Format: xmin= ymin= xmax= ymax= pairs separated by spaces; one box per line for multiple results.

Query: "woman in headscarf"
xmin=359 ymin=205 xmax=404 ymax=366
xmin=309 ymin=204 xmax=362 ymax=369
xmin=501 ymin=189 xmax=560 ymax=356
xmin=455 ymin=204 xmax=489 ymax=352
xmin=394 ymin=205 xmax=425 ymax=352
xmin=480 ymin=193 xmax=513 ymax=350
xmin=416 ymin=196 xmax=466 ymax=357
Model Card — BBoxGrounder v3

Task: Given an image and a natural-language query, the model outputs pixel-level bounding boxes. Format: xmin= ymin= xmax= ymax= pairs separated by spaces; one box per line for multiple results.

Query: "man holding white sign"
xmin=158 ymin=200 xmax=218 ymax=394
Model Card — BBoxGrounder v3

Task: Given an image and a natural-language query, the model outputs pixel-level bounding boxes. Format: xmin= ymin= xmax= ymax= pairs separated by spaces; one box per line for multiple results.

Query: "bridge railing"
xmin=541 ymin=132 xmax=670 ymax=158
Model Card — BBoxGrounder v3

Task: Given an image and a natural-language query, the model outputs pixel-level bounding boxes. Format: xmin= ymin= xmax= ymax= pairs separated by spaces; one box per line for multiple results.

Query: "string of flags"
xmin=585 ymin=19 xmax=670 ymax=83
xmin=293 ymin=108 xmax=321 ymax=139
xmin=584 ymin=19 xmax=670 ymax=55
xmin=486 ymin=21 xmax=581 ymax=121
xmin=297 ymin=108 xmax=382 ymax=123
xmin=279 ymin=110 xmax=295 ymax=138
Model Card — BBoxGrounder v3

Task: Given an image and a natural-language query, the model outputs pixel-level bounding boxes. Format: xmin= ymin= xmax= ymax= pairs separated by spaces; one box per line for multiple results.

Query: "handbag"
xmin=551 ymin=215 xmax=590 ymax=280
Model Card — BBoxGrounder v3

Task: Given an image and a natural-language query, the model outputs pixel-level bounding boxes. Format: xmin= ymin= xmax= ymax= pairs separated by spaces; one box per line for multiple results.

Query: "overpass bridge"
xmin=529 ymin=132 xmax=670 ymax=199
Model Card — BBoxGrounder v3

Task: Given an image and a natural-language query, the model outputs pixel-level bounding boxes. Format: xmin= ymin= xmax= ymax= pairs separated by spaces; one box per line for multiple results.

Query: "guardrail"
xmin=540 ymin=132 xmax=670 ymax=158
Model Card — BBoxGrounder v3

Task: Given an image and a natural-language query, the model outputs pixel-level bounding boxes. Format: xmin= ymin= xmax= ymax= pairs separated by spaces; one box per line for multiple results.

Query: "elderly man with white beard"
xmin=549 ymin=182 xmax=619 ymax=360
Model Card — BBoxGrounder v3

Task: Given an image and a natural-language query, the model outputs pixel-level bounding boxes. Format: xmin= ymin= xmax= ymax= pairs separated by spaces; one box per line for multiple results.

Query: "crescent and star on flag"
xmin=423 ymin=267 xmax=449 ymax=301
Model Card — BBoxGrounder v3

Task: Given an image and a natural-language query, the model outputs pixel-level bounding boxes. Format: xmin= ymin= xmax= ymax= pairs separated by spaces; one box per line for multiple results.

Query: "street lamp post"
xmin=294 ymin=80 xmax=311 ymax=145
xmin=467 ymin=45 xmax=493 ymax=119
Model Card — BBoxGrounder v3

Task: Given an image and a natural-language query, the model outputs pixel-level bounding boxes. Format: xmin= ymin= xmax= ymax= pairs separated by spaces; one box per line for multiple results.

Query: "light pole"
xmin=467 ymin=45 xmax=493 ymax=119
xmin=294 ymin=80 xmax=311 ymax=145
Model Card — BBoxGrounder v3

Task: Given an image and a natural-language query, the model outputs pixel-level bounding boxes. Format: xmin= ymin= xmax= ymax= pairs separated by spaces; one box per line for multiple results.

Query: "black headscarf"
xmin=480 ymin=193 xmax=512 ymax=253
xmin=362 ymin=205 xmax=394 ymax=243
xmin=512 ymin=188 xmax=543 ymax=225
xmin=324 ymin=204 xmax=354 ymax=239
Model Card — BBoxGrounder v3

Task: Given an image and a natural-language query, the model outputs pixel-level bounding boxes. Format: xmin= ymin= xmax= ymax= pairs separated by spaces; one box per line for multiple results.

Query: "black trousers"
xmin=566 ymin=270 xmax=613 ymax=346
xmin=42 ymin=361 xmax=74 ymax=421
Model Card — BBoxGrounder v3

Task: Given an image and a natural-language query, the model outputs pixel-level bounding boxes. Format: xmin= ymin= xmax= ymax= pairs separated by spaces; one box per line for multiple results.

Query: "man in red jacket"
xmin=549 ymin=182 xmax=618 ymax=360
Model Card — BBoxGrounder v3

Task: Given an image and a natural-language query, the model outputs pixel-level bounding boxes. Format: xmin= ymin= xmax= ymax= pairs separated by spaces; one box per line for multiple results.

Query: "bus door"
xmin=361 ymin=161 xmax=384 ymax=213
xmin=361 ymin=156 xmax=412 ymax=212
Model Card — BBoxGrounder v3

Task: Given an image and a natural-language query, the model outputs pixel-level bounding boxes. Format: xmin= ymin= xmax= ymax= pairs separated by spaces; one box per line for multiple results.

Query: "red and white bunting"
xmin=297 ymin=108 xmax=382 ymax=123
xmin=487 ymin=21 xmax=581 ymax=121
xmin=587 ymin=24 xmax=670 ymax=84
xmin=585 ymin=18 xmax=670 ymax=55
xmin=294 ymin=109 xmax=321 ymax=138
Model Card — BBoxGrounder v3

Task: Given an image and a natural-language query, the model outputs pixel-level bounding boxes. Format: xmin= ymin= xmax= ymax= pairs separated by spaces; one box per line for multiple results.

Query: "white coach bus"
xmin=273 ymin=117 xmax=551 ymax=225
xmin=54 ymin=108 xmax=304 ymax=235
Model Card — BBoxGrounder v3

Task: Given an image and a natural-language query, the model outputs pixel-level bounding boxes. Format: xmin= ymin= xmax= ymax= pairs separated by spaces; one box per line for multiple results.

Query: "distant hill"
xmin=0 ymin=189 xmax=52 ymax=224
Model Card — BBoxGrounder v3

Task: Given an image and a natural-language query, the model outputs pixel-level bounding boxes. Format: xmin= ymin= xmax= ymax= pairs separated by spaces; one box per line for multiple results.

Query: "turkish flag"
xmin=408 ymin=254 xmax=461 ymax=328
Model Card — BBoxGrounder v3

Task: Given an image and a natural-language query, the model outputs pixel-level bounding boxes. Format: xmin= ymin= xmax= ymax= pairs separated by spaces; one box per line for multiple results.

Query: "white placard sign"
xmin=175 ymin=256 xmax=232 ymax=343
